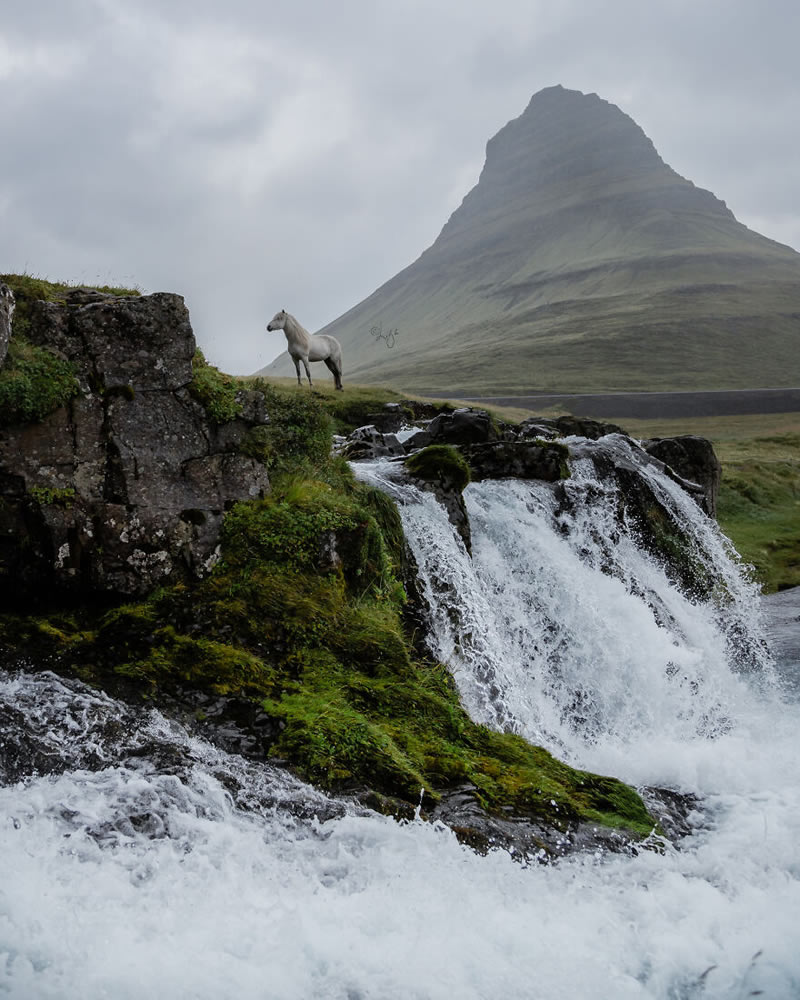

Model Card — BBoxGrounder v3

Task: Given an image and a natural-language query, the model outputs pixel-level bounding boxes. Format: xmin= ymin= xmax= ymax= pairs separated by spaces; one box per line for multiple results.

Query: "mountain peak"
xmin=267 ymin=87 xmax=800 ymax=396
xmin=439 ymin=85 xmax=731 ymax=251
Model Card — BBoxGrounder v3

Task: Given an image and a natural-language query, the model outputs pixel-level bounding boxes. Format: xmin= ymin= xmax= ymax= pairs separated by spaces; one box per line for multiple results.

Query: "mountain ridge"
xmin=265 ymin=86 xmax=800 ymax=395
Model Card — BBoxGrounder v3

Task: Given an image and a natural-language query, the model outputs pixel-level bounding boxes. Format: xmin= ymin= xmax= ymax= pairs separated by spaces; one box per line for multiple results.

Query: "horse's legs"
xmin=324 ymin=357 xmax=343 ymax=391
xmin=302 ymin=357 xmax=313 ymax=387
xmin=293 ymin=357 xmax=303 ymax=387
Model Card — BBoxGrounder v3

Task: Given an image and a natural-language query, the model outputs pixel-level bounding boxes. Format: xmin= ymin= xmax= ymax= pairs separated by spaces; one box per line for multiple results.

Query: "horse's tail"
xmin=330 ymin=338 xmax=343 ymax=375
xmin=329 ymin=338 xmax=343 ymax=389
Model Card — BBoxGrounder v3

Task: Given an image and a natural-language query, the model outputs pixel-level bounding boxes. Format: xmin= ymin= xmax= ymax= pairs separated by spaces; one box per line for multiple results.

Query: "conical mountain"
xmin=266 ymin=86 xmax=800 ymax=395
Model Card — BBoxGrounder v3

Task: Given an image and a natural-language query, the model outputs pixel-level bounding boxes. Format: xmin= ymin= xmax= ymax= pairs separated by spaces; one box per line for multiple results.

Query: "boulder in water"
xmin=644 ymin=435 xmax=722 ymax=516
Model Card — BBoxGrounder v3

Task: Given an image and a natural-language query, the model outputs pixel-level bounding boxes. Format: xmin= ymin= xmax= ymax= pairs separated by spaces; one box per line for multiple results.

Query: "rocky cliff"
xmin=0 ymin=283 xmax=270 ymax=599
xmin=1 ymin=277 xmax=687 ymax=858
xmin=271 ymin=86 xmax=800 ymax=396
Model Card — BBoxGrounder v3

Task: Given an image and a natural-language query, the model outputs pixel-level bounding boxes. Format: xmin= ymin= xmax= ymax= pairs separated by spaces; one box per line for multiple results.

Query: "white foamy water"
xmin=3 ymin=441 xmax=800 ymax=998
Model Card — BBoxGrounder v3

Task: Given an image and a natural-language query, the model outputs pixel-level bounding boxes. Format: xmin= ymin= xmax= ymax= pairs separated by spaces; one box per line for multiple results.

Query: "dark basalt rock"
xmin=644 ymin=435 xmax=722 ymax=516
xmin=339 ymin=424 xmax=406 ymax=460
xmin=463 ymin=440 xmax=568 ymax=482
xmin=516 ymin=414 xmax=625 ymax=441
xmin=424 ymin=407 xmax=501 ymax=446
xmin=0 ymin=288 xmax=271 ymax=599
xmin=428 ymin=783 xmax=646 ymax=862
xmin=365 ymin=402 xmax=405 ymax=434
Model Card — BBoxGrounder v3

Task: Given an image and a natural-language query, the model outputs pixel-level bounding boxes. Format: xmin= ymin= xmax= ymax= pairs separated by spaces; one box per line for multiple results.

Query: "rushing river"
xmin=2 ymin=438 xmax=799 ymax=999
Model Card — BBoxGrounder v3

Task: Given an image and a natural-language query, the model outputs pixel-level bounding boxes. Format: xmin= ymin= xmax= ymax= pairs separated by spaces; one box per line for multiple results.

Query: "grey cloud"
xmin=1 ymin=0 xmax=798 ymax=375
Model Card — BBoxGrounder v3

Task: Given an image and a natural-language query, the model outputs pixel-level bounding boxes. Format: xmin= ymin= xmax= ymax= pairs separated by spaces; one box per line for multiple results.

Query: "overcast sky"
xmin=1 ymin=0 xmax=798 ymax=374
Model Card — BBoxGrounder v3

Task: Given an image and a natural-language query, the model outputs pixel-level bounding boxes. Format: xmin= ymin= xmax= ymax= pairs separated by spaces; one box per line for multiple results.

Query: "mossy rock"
xmin=0 ymin=274 xmax=139 ymax=427
xmin=405 ymin=444 xmax=471 ymax=492
xmin=1 ymin=273 xmax=139 ymax=340
xmin=0 ymin=473 xmax=656 ymax=843
xmin=242 ymin=379 xmax=333 ymax=472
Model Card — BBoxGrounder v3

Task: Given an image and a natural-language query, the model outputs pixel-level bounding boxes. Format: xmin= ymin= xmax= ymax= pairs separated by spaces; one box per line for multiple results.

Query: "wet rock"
xmin=365 ymin=402 xmax=405 ymax=434
xmin=429 ymin=783 xmax=650 ymax=862
xmin=463 ymin=440 xmax=569 ymax=482
xmin=425 ymin=407 xmax=501 ymax=446
xmin=339 ymin=424 xmax=406 ymax=460
xmin=404 ymin=445 xmax=473 ymax=554
xmin=644 ymin=435 xmax=721 ymax=516
xmin=640 ymin=786 xmax=703 ymax=843
xmin=517 ymin=414 xmax=625 ymax=441
xmin=402 ymin=428 xmax=432 ymax=451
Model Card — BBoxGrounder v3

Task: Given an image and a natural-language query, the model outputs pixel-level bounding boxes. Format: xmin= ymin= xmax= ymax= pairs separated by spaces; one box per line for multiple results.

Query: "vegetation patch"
xmin=240 ymin=379 xmax=333 ymax=472
xmin=717 ymin=445 xmax=800 ymax=592
xmin=28 ymin=486 xmax=76 ymax=508
xmin=189 ymin=349 xmax=242 ymax=424
xmin=0 ymin=337 xmax=79 ymax=427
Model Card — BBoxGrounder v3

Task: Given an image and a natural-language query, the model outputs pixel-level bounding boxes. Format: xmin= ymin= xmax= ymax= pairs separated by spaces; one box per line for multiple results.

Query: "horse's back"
xmin=308 ymin=334 xmax=342 ymax=363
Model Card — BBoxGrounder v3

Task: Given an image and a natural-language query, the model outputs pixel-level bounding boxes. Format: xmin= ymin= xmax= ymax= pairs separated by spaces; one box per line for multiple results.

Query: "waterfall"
xmin=355 ymin=434 xmax=774 ymax=781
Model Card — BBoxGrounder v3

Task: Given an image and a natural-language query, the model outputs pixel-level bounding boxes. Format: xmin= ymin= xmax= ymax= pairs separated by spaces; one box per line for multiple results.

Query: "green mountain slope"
xmin=265 ymin=85 xmax=800 ymax=396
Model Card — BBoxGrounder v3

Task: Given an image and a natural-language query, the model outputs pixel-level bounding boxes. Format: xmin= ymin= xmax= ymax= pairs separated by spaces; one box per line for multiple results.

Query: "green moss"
xmin=405 ymin=444 xmax=471 ymax=492
xmin=242 ymin=379 xmax=333 ymax=473
xmin=189 ymin=349 xmax=242 ymax=424
xmin=0 ymin=337 xmax=79 ymax=427
xmin=28 ymin=485 xmax=76 ymax=508
xmin=0 ymin=273 xmax=141 ymax=427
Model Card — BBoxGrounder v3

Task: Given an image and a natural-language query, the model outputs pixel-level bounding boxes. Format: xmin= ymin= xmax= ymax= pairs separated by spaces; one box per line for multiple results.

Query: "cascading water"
xmin=2 ymin=434 xmax=799 ymax=998
xmin=356 ymin=435 xmax=772 ymax=770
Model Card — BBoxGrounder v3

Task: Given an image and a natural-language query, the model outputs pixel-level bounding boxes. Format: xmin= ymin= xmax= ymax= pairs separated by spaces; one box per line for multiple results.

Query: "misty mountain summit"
xmin=266 ymin=85 xmax=800 ymax=396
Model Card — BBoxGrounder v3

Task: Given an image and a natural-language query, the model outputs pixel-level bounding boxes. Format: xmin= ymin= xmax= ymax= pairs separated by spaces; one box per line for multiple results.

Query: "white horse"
xmin=267 ymin=309 xmax=343 ymax=391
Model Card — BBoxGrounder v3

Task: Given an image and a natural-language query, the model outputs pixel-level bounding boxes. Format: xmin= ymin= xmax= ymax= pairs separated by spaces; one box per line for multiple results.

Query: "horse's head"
xmin=267 ymin=309 xmax=288 ymax=332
